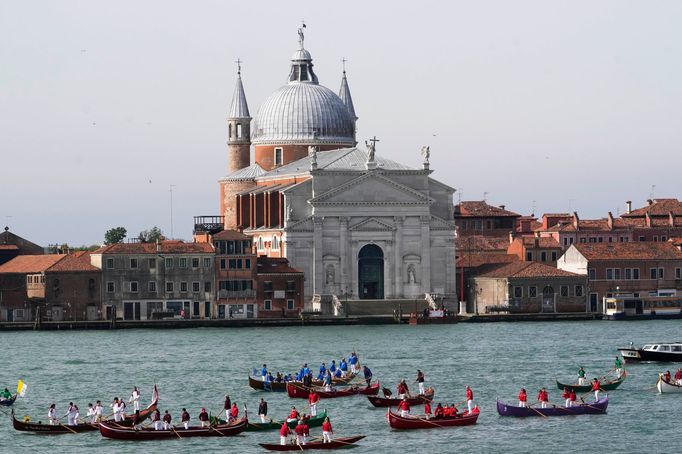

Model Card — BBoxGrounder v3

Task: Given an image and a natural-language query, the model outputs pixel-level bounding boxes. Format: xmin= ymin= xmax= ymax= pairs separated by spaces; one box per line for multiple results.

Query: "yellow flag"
xmin=17 ymin=380 xmax=27 ymax=397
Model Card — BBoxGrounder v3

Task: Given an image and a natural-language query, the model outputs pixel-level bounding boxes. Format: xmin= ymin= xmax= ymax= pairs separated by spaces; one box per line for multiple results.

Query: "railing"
xmin=193 ymin=215 xmax=225 ymax=234
xmin=218 ymin=289 xmax=256 ymax=299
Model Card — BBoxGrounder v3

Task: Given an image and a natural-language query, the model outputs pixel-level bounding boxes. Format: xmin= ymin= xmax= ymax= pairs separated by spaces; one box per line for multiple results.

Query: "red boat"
xmin=287 ymin=381 xmax=380 ymax=399
xmin=99 ymin=418 xmax=247 ymax=440
xmin=259 ymin=435 xmax=366 ymax=451
xmin=386 ymin=407 xmax=479 ymax=430
xmin=367 ymin=389 xmax=434 ymax=408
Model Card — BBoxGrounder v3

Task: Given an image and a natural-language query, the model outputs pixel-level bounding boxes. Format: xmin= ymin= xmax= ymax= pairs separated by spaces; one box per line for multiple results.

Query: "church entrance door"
xmin=358 ymin=244 xmax=384 ymax=299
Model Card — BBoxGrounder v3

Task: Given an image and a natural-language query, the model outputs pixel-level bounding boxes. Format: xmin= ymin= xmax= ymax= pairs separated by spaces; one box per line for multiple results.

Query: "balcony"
xmin=194 ymin=215 xmax=225 ymax=235
xmin=218 ymin=289 xmax=256 ymax=299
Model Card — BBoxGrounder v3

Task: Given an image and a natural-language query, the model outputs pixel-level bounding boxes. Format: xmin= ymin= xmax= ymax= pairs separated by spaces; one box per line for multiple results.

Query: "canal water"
xmin=1 ymin=320 xmax=681 ymax=453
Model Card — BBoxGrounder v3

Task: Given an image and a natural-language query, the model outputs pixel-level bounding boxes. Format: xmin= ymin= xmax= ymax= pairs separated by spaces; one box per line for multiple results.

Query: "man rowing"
xmin=323 ymin=370 xmax=333 ymax=392
xmin=433 ymin=403 xmax=444 ymax=419
xmin=339 ymin=358 xmax=349 ymax=378
xmin=591 ymin=378 xmax=602 ymax=401
xmin=111 ymin=397 xmax=123 ymax=422
xmin=349 ymin=352 xmax=359 ymax=373
xmin=279 ymin=420 xmax=291 ymax=445
xmin=578 ymin=367 xmax=586 ymax=385
xmin=397 ymin=396 xmax=411 ymax=417
xmin=228 ymin=402 xmax=239 ymax=423
xmin=152 ymin=408 xmax=163 ymax=430
xmin=94 ymin=400 xmax=103 ymax=422
xmin=0 ymin=388 xmax=12 ymax=400
xmin=424 ymin=400 xmax=432 ymax=419
xmin=162 ymin=410 xmax=172 ymax=430
xmin=308 ymin=389 xmax=320 ymax=417
xmin=222 ymin=395 xmax=231 ymax=418
xmin=675 ymin=368 xmax=682 ymax=385
xmin=397 ymin=380 xmax=409 ymax=399
xmin=518 ymin=388 xmax=527 ymax=407
xmin=181 ymin=408 xmax=190 ymax=429
xmin=286 ymin=406 xmax=299 ymax=423
xmin=302 ymin=372 xmax=313 ymax=387
xmin=258 ymin=398 xmax=268 ymax=423
xmin=198 ymin=408 xmax=209 ymax=427
xmin=294 ymin=419 xmax=308 ymax=445
xmin=569 ymin=388 xmax=577 ymax=407
xmin=465 ymin=386 xmax=474 ymax=413
xmin=363 ymin=365 xmax=373 ymax=385
xmin=86 ymin=403 xmax=95 ymax=423
xmin=129 ymin=386 xmax=141 ymax=412
xmin=48 ymin=404 xmax=57 ymax=425
xmin=321 ymin=416 xmax=333 ymax=443
xmin=663 ymin=370 xmax=672 ymax=383
xmin=317 ymin=362 xmax=327 ymax=381
xmin=562 ymin=386 xmax=571 ymax=408
xmin=537 ymin=388 xmax=549 ymax=409
xmin=614 ymin=356 xmax=623 ymax=378
xmin=261 ymin=364 xmax=268 ymax=382
xmin=416 ymin=370 xmax=426 ymax=395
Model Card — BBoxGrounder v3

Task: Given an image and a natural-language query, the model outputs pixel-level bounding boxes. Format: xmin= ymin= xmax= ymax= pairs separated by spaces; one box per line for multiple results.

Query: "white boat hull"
xmin=657 ymin=377 xmax=682 ymax=393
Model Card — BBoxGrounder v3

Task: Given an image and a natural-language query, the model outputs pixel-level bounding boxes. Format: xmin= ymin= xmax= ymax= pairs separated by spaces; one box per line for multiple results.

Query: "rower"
xmin=363 ymin=365 xmax=373 ymax=385
xmin=198 ymin=408 xmax=209 ymax=427
xmin=287 ymin=406 xmax=299 ymax=423
xmin=181 ymin=408 xmax=190 ymax=429
xmin=518 ymin=388 xmax=527 ymax=408
xmin=261 ymin=364 xmax=268 ymax=382
xmin=416 ymin=370 xmax=425 ymax=395
xmin=294 ymin=420 xmax=307 ymax=445
xmin=303 ymin=372 xmax=313 ymax=388
xmin=279 ymin=420 xmax=291 ymax=446
xmin=329 ymin=360 xmax=337 ymax=375
xmin=434 ymin=403 xmax=444 ymax=419
xmin=302 ymin=363 xmax=311 ymax=377
xmin=94 ymin=401 xmax=103 ymax=423
xmin=64 ymin=402 xmax=76 ymax=426
xmin=111 ymin=397 xmax=122 ymax=422
xmin=578 ymin=367 xmax=586 ymax=385
xmin=397 ymin=380 xmax=409 ymax=399
xmin=323 ymin=370 xmax=333 ymax=392
xmin=48 ymin=404 xmax=57 ymax=425
xmin=86 ymin=403 xmax=95 ymax=423
xmin=562 ymin=386 xmax=571 ymax=408
xmin=591 ymin=378 xmax=601 ymax=401
xmin=308 ymin=389 xmax=320 ymax=417
xmin=152 ymin=409 xmax=163 ymax=430
xmin=129 ymin=386 xmax=141 ymax=412
xmin=663 ymin=370 xmax=672 ymax=383
xmin=424 ymin=401 xmax=432 ymax=419
xmin=223 ymin=395 xmax=231 ymax=418
xmin=318 ymin=362 xmax=327 ymax=381
xmin=465 ymin=386 xmax=474 ymax=413
xmin=675 ymin=368 xmax=682 ymax=385
xmin=569 ymin=388 xmax=577 ymax=407
xmin=162 ymin=410 xmax=172 ymax=430
xmin=537 ymin=388 xmax=549 ymax=409
xmin=339 ymin=358 xmax=348 ymax=378
xmin=119 ymin=399 xmax=127 ymax=420
xmin=132 ymin=410 xmax=142 ymax=430
xmin=258 ymin=398 xmax=269 ymax=423
xmin=229 ymin=402 xmax=239 ymax=422
xmin=267 ymin=372 xmax=275 ymax=383
xmin=614 ymin=356 xmax=623 ymax=378
xmin=321 ymin=416 xmax=333 ymax=443
xmin=350 ymin=351 xmax=360 ymax=373
xmin=0 ymin=388 xmax=12 ymax=400
xmin=449 ymin=403 xmax=459 ymax=416
xmin=397 ymin=396 xmax=411 ymax=417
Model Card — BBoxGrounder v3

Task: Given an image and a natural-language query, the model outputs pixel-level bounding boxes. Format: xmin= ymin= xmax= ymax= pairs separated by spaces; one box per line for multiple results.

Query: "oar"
xmin=527 ymin=403 xmax=548 ymax=418
xmin=171 ymin=425 xmax=183 ymax=439
xmin=60 ymin=423 xmax=78 ymax=434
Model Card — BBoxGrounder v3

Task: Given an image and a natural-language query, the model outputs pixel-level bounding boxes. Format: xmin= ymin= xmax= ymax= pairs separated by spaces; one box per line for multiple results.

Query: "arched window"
xmin=272 ymin=236 xmax=279 ymax=250
xmin=228 ymin=123 xmax=232 ymax=139
xmin=258 ymin=237 xmax=264 ymax=251
xmin=237 ymin=123 xmax=242 ymax=139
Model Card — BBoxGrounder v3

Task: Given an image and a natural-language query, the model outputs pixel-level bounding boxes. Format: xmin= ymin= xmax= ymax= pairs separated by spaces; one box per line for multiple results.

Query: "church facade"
xmin=217 ymin=28 xmax=456 ymax=309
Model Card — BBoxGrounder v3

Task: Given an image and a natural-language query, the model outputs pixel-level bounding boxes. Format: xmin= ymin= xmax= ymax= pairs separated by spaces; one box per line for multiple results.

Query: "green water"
xmin=2 ymin=320 xmax=681 ymax=453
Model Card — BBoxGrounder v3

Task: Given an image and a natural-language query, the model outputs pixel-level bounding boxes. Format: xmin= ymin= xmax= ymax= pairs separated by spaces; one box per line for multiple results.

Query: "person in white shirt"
xmin=111 ymin=398 xmax=122 ymax=422
xmin=65 ymin=402 xmax=77 ymax=426
xmin=86 ymin=403 xmax=95 ymax=423
xmin=48 ymin=404 xmax=57 ymax=425
xmin=120 ymin=400 xmax=127 ymax=420
xmin=72 ymin=405 xmax=80 ymax=425
xmin=129 ymin=387 xmax=141 ymax=412
xmin=94 ymin=401 xmax=103 ymax=422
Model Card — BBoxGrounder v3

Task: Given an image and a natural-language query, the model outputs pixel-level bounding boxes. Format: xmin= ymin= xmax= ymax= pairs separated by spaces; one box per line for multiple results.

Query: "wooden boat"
xmin=11 ymin=385 xmax=159 ymax=433
xmin=496 ymin=396 xmax=608 ymax=417
xmin=259 ymin=435 xmax=366 ymax=451
xmin=656 ymin=375 xmax=682 ymax=393
xmin=99 ymin=418 xmax=247 ymax=440
xmin=556 ymin=371 xmax=627 ymax=392
xmin=0 ymin=394 xmax=17 ymax=406
xmin=249 ymin=376 xmax=288 ymax=392
xmin=287 ymin=381 xmax=380 ymax=399
xmin=214 ymin=409 xmax=328 ymax=431
xmin=386 ymin=407 xmax=479 ymax=429
xmin=367 ymin=389 xmax=434 ymax=407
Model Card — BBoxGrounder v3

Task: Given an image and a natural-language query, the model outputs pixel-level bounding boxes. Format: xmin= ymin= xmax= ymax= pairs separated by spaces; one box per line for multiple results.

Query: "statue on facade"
xmin=309 ymin=145 xmax=317 ymax=169
xmin=420 ymin=145 xmax=430 ymax=164
xmin=407 ymin=264 xmax=417 ymax=284
xmin=287 ymin=204 xmax=294 ymax=221
xmin=365 ymin=140 xmax=375 ymax=163
xmin=326 ymin=264 xmax=335 ymax=285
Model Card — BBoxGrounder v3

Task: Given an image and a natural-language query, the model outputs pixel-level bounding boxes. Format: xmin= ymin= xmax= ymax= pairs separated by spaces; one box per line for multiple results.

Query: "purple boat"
xmin=496 ymin=396 xmax=608 ymax=417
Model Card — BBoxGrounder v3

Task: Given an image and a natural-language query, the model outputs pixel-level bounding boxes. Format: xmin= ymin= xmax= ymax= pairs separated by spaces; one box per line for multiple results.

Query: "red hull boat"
xmin=386 ymin=408 xmax=479 ymax=430
xmin=287 ymin=381 xmax=380 ymax=399
xmin=99 ymin=418 xmax=247 ymax=440
xmin=367 ymin=390 xmax=434 ymax=408
xmin=259 ymin=435 xmax=366 ymax=451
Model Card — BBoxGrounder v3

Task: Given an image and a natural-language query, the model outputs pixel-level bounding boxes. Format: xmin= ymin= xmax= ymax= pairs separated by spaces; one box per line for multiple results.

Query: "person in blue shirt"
xmin=349 ymin=352 xmax=359 ymax=373
xmin=339 ymin=359 xmax=348 ymax=377
xmin=302 ymin=363 xmax=311 ymax=377
xmin=261 ymin=364 xmax=268 ymax=382
xmin=323 ymin=370 xmax=333 ymax=391
xmin=334 ymin=368 xmax=342 ymax=379
xmin=317 ymin=363 xmax=326 ymax=381
xmin=329 ymin=361 xmax=337 ymax=374
xmin=363 ymin=365 xmax=373 ymax=385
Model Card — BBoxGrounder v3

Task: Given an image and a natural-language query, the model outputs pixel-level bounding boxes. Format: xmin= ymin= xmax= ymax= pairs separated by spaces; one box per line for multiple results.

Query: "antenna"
xmin=531 ymin=200 xmax=536 ymax=217
xmin=341 ymin=57 xmax=347 ymax=74
xmin=457 ymin=189 xmax=462 ymax=203
xmin=235 ymin=58 xmax=242 ymax=75
xmin=169 ymin=184 xmax=176 ymax=239
xmin=483 ymin=191 xmax=488 ymax=202
xmin=650 ymin=184 xmax=656 ymax=200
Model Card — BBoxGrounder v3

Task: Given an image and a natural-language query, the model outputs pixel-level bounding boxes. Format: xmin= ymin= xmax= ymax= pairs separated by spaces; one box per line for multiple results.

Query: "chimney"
xmin=509 ymin=231 xmax=515 ymax=245
xmin=534 ymin=231 xmax=539 ymax=249
xmin=626 ymin=200 xmax=632 ymax=214
xmin=645 ymin=212 xmax=651 ymax=227
xmin=647 ymin=199 xmax=654 ymax=206
xmin=607 ymin=212 xmax=614 ymax=230
xmin=499 ymin=205 xmax=506 ymax=211
xmin=156 ymin=239 xmax=160 ymax=253
xmin=572 ymin=211 xmax=579 ymax=230
xmin=669 ymin=211 xmax=675 ymax=227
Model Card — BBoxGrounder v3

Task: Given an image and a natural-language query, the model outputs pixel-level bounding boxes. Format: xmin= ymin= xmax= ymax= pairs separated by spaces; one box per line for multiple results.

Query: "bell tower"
xmin=227 ymin=60 xmax=251 ymax=173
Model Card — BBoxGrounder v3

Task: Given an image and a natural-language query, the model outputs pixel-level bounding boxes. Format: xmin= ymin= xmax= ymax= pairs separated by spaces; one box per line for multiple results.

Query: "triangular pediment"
xmin=430 ymin=215 xmax=456 ymax=231
xmin=285 ymin=216 xmax=314 ymax=232
xmin=310 ymin=172 xmax=432 ymax=206
xmin=349 ymin=217 xmax=395 ymax=232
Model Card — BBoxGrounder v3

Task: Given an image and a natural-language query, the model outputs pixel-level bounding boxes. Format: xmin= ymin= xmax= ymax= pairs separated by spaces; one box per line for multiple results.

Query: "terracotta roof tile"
xmin=624 ymin=199 xmax=682 ymax=217
xmin=0 ymin=245 xmax=19 ymax=250
xmin=456 ymin=253 xmax=518 ymax=268
xmin=517 ymin=237 xmax=561 ymax=248
xmin=97 ymin=241 xmax=214 ymax=255
xmin=454 ymin=201 xmax=520 ymax=218
xmin=476 ymin=261 xmax=582 ymax=279
xmin=256 ymin=257 xmax=302 ymax=274
xmin=573 ymin=242 xmax=682 ymax=261
xmin=456 ymin=236 xmax=510 ymax=252
xmin=212 ymin=230 xmax=250 ymax=241
xmin=0 ymin=255 xmax=65 ymax=273
xmin=46 ymin=254 xmax=99 ymax=272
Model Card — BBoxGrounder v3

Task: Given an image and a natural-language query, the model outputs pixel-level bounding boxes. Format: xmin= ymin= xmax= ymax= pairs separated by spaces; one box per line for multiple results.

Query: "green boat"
xmin=213 ymin=409 xmax=328 ymax=432
xmin=556 ymin=371 xmax=627 ymax=392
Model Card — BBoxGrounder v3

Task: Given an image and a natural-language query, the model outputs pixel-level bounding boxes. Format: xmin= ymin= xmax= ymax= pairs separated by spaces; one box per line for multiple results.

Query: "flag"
xmin=151 ymin=384 xmax=158 ymax=404
xmin=17 ymin=380 xmax=28 ymax=397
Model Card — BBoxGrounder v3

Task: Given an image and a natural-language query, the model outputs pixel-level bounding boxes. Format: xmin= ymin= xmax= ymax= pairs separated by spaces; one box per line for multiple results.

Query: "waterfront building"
xmin=90 ymin=241 xmax=215 ymax=320
xmin=536 ymin=212 xmax=633 ymax=249
xmin=468 ymin=261 xmax=587 ymax=314
xmin=205 ymin=28 xmax=457 ymax=314
xmin=0 ymin=252 xmax=100 ymax=322
xmin=621 ymin=198 xmax=682 ymax=241
xmin=507 ymin=233 xmax=562 ymax=265
xmin=557 ymin=242 xmax=682 ymax=312
xmin=453 ymin=201 xmax=521 ymax=237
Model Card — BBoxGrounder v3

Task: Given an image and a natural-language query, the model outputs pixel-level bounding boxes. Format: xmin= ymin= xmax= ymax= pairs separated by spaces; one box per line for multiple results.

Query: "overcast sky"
xmin=2 ymin=1 xmax=681 ymax=247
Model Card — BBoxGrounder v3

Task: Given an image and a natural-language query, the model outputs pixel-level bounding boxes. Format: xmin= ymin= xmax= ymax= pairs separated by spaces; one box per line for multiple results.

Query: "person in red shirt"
xmin=397 ymin=397 xmax=411 ymax=417
xmin=228 ymin=403 xmax=239 ymax=423
xmin=287 ymin=406 xmax=299 ymax=423
xmin=279 ymin=421 xmax=291 ymax=446
xmin=294 ymin=420 xmax=307 ymax=445
xmin=518 ymin=388 xmax=527 ymax=408
xmin=198 ymin=407 xmax=209 ymax=427
xmin=308 ymin=390 xmax=320 ymax=417
xmin=537 ymin=388 xmax=549 ymax=409
xmin=465 ymin=386 xmax=474 ymax=413
xmin=397 ymin=381 xmax=408 ymax=399
xmin=591 ymin=378 xmax=601 ymax=402
xmin=450 ymin=403 xmax=459 ymax=417
xmin=433 ymin=403 xmax=444 ymax=418
xmin=321 ymin=416 xmax=333 ymax=443
xmin=561 ymin=386 xmax=570 ymax=408
xmin=569 ymin=388 xmax=577 ymax=407
xmin=663 ymin=370 xmax=672 ymax=383
xmin=674 ymin=368 xmax=682 ymax=385
xmin=424 ymin=401 xmax=432 ymax=419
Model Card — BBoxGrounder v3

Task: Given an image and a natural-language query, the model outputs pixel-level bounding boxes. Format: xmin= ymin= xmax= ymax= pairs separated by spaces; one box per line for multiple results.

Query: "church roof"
xmin=220 ymin=163 xmax=266 ymax=181
xmin=338 ymin=71 xmax=357 ymax=120
xmin=259 ymin=147 xmax=415 ymax=179
xmin=228 ymin=70 xmax=250 ymax=119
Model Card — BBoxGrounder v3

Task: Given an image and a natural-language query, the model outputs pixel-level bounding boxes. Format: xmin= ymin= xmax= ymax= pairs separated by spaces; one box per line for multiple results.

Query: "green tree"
xmin=104 ymin=227 xmax=127 ymax=245
xmin=138 ymin=226 xmax=165 ymax=243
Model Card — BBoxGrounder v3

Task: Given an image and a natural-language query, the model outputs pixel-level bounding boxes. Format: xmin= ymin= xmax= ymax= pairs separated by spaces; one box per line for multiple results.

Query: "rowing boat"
xmin=386 ymin=407 xmax=479 ymax=429
xmin=214 ymin=409 xmax=328 ymax=431
xmin=496 ymin=396 xmax=608 ymax=417
xmin=287 ymin=381 xmax=380 ymax=399
xmin=99 ymin=418 xmax=247 ymax=440
xmin=556 ymin=371 xmax=627 ymax=392
xmin=259 ymin=435 xmax=366 ymax=451
xmin=0 ymin=394 xmax=17 ymax=407
xmin=367 ymin=389 xmax=434 ymax=408
xmin=656 ymin=375 xmax=682 ymax=393
xmin=249 ymin=376 xmax=288 ymax=392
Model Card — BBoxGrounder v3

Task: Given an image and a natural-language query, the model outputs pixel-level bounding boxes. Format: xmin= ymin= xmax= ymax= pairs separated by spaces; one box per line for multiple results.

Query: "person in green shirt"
xmin=578 ymin=367 xmax=586 ymax=385
xmin=0 ymin=388 xmax=12 ymax=400
xmin=614 ymin=356 xmax=623 ymax=378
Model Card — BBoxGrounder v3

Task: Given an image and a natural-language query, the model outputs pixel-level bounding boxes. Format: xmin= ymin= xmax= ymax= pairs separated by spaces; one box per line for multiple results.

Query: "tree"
xmin=104 ymin=227 xmax=127 ymax=245
xmin=138 ymin=226 xmax=165 ymax=243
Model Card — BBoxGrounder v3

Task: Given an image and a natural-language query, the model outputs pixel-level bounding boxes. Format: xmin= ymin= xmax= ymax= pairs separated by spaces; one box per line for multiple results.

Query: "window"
xmin=588 ymin=268 xmax=596 ymax=281
xmin=130 ymin=281 xmax=138 ymax=292
xmin=589 ymin=237 xmax=597 ymax=243
xmin=633 ymin=268 xmax=640 ymax=280
xmin=608 ymin=237 xmax=613 ymax=243
xmin=179 ymin=258 xmax=188 ymax=268
xmin=597 ymin=237 xmax=603 ymax=243
xmin=676 ymin=268 xmax=682 ymax=279
xmin=287 ymin=299 xmax=295 ymax=310
xmin=165 ymin=258 xmax=173 ymax=268
xmin=106 ymin=281 xmax=115 ymax=293
xmin=639 ymin=236 xmax=645 ymax=241
xmin=658 ymin=268 xmax=664 ymax=279
xmin=228 ymin=259 xmax=236 ymax=269
xmin=286 ymin=280 xmax=296 ymax=291
xmin=148 ymin=281 xmax=157 ymax=292
xmin=528 ymin=286 xmax=537 ymax=298
xmin=257 ymin=237 xmax=264 ymax=251
xmin=653 ymin=236 xmax=659 ymax=242
xmin=148 ymin=258 xmax=156 ymax=269
xmin=526 ymin=252 xmax=533 ymax=261
xmin=130 ymin=258 xmax=138 ymax=269
xmin=106 ymin=258 xmax=115 ymax=269
xmin=264 ymin=281 xmax=273 ymax=292
xmin=540 ymin=252 xmax=547 ymax=262
xmin=274 ymin=147 xmax=283 ymax=166
xmin=575 ymin=285 xmax=584 ymax=297
xmin=192 ymin=258 xmax=200 ymax=268
xmin=625 ymin=268 xmax=632 ymax=280
xmin=192 ymin=282 xmax=200 ymax=292
xmin=166 ymin=281 xmax=174 ymax=292
xmin=606 ymin=269 xmax=613 ymax=280
xmin=560 ymin=285 xmax=569 ymax=297
xmin=264 ymin=300 xmax=272 ymax=310
xmin=180 ymin=282 xmax=188 ymax=292
xmin=237 ymin=123 xmax=242 ymax=138
xmin=220 ymin=259 xmax=226 ymax=269
xmin=272 ymin=236 xmax=279 ymax=250
xmin=245 ymin=259 xmax=251 ymax=269
xmin=204 ymin=281 xmax=211 ymax=292
xmin=614 ymin=269 xmax=621 ymax=279
xmin=551 ymin=251 xmax=557 ymax=261
xmin=203 ymin=258 xmax=211 ymax=268
xmin=563 ymin=238 xmax=568 ymax=246
xmin=662 ymin=236 xmax=667 ymax=242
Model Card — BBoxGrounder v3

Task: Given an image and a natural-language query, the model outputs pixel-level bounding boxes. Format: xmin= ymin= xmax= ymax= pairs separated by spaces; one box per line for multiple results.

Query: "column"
xmin=385 ymin=240 xmax=394 ymax=298
xmin=339 ymin=217 xmax=349 ymax=297
xmin=394 ymin=216 xmax=403 ymax=298
xmin=313 ymin=216 xmax=324 ymax=295
xmin=421 ymin=215 xmax=431 ymax=294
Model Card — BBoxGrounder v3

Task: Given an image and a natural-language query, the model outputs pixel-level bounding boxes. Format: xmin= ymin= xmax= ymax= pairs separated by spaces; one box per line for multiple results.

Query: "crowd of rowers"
xmin=661 ymin=368 xmax=682 ymax=385
xmin=260 ymin=351 xmax=370 ymax=388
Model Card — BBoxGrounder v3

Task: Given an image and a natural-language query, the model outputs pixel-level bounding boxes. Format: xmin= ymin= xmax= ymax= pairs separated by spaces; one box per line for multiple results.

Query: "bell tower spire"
xmin=227 ymin=59 xmax=251 ymax=173
xmin=338 ymin=58 xmax=358 ymax=140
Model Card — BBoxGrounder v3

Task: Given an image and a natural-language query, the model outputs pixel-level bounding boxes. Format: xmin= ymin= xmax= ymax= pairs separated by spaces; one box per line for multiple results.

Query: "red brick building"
xmin=621 ymin=198 xmax=682 ymax=241
xmin=256 ymin=256 xmax=305 ymax=318
xmin=454 ymin=201 xmax=521 ymax=237
xmin=0 ymin=227 xmax=44 ymax=266
xmin=508 ymin=234 xmax=562 ymax=265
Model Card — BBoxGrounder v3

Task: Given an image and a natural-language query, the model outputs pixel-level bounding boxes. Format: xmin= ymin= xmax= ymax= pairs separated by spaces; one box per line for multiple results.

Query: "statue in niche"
xmin=407 ymin=264 xmax=417 ymax=284
xmin=325 ymin=264 xmax=335 ymax=285
xmin=287 ymin=205 xmax=294 ymax=221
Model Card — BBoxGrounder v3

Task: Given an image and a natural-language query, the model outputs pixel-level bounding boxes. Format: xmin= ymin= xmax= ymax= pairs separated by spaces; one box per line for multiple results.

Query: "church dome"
xmin=252 ymin=38 xmax=356 ymax=146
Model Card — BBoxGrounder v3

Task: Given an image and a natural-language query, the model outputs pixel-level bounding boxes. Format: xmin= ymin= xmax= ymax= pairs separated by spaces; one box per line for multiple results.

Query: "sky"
xmin=1 ymin=1 xmax=681 ymax=247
